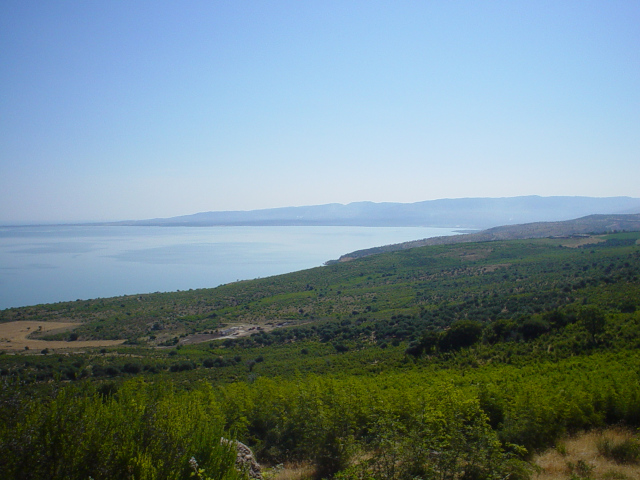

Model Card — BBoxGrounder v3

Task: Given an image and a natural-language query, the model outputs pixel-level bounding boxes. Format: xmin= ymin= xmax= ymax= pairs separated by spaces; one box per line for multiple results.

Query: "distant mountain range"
xmin=113 ymin=196 xmax=640 ymax=229
xmin=330 ymin=213 xmax=640 ymax=263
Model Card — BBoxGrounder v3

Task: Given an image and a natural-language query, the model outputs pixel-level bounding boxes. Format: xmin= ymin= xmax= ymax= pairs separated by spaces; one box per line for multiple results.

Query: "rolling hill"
xmin=332 ymin=213 xmax=640 ymax=262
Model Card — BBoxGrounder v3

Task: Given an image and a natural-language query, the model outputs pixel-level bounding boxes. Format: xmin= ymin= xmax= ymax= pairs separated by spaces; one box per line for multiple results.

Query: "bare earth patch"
xmin=179 ymin=322 xmax=293 ymax=345
xmin=557 ymin=236 xmax=607 ymax=248
xmin=438 ymin=247 xmax=493 ymax=261
xmin=0 ymin=321 xmax=124 ymax=352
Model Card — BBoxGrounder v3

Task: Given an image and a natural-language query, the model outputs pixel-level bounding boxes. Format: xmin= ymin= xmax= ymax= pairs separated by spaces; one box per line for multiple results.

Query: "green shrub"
xmin=0 ymin=379 xmax=243 ymax=480
xmin=568 ymin=459 xmax=594 ymax=480
xmin=597 ymin=437 xmax=640 ymax=464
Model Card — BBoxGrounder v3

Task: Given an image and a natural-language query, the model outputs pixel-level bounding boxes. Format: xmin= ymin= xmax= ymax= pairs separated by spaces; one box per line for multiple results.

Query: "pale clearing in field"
xmin=557 ymin=236 xmax=607 ymax=248
xmin=264 ymin=461 xmax=315 ymax=480
xmin=0 ymin=321 xmax=124 ymax=352
xmin=534 ymin=427 xmax=640 ymax=480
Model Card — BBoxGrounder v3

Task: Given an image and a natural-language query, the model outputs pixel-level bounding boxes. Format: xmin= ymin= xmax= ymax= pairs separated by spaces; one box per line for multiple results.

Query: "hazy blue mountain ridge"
xmin=113 ymin=196 xmax=640 ymax=229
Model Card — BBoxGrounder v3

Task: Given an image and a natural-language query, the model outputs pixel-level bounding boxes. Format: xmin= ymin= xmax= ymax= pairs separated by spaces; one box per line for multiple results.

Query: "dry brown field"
xmin=558 ymin=236 xmax=607 ymax=248
xmin=534 ymin=427 xmax=640 ymax=480
xmin=0 ymin=321 xmax=124 ymax=352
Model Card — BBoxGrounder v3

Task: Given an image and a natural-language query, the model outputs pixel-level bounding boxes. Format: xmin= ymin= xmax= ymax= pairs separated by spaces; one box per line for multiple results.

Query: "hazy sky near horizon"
xmin=1 ymin=1 xmax=639 ymax=223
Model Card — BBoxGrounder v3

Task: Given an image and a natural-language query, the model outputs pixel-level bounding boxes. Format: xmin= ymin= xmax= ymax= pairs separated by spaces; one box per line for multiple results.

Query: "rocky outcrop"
xmin=221 ymin=438 xmax=262 ymax=479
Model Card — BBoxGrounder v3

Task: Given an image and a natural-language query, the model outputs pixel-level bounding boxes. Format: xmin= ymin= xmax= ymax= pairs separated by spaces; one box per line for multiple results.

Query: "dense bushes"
xmin=1 ymin=349 xmax=640 ymax=479
xmin=216 ymin=376 xmax=516 ymax=478
xmin=218 ymin=350 xmax=640 ymax=475
xmin=0 ymin=380 xmax=242 ymax=480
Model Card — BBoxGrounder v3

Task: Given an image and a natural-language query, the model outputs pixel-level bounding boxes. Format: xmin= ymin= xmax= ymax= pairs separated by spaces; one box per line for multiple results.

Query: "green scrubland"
xmin=1 ymin=232 xmax=639 ymax=479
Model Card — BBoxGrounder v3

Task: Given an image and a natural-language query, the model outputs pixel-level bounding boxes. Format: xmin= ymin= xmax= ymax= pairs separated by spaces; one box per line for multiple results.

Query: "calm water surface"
xmin=0 ymin=225 xmax=460 ymax=309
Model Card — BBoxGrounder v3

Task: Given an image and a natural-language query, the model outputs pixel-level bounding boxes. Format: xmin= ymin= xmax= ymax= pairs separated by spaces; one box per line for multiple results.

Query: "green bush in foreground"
xmin=0 ymin=379 xmax=243 ymax=480
xmin=2 ymin=351 xmax=640 ymax=479
xmin=334 ymin=386 xmax=530 ymax=480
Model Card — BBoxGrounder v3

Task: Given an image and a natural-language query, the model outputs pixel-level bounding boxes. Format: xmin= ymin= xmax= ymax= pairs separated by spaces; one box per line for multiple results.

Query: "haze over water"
xmin=0 ymin=225 xmax=459 ymax=310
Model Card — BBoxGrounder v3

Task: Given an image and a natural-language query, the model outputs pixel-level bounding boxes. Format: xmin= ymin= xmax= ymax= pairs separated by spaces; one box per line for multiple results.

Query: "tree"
xmin=484 ymin=319 xmax=516 ymax=344
xmin=579 ymin=306 xmax=606 ymax=343
xmin=520 ymin=317 xmax=549 ymax=341
xmin=439 ymin=320 xmax=483 ymax=352
xmin=420 ymin=330 xmax=441 ymax=354
xmin=406 ymin=330 xmax=441 ymax=357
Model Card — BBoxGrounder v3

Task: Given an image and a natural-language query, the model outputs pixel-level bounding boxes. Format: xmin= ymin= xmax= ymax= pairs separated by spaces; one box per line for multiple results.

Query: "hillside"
xmin=2 ymin=229 xmax=639 ymax=354
xmin=109 ymin=195 xmax=640 ymax=229
xmin=332 ymin=213 xmax=640 ymax=262
xmin=1 ymin=230 xmax=639 ymax=480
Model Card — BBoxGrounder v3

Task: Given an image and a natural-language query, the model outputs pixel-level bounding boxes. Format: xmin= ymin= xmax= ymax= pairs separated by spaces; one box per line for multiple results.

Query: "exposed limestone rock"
xmin=221 ymin=438 xmax=262 ymax=479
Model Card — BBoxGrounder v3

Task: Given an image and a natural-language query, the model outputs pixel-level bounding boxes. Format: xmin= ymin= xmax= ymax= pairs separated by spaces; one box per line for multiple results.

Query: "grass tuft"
xmin=598 ymin=437 xmax=640 ymax=465
xmin=533 ymin=428 xmax=640 ymax=480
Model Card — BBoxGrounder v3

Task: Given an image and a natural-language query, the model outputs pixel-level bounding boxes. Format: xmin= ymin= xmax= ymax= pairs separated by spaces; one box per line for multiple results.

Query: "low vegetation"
xmin=1 ymin=231 xmax=639 ymax=479
xmin=534 ymin=428 xmax=640 ymax=480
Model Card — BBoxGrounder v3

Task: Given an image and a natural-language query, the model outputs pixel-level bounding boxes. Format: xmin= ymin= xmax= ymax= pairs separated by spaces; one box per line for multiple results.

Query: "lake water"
xmin=0 ymin=225 xmax=460 ymax=309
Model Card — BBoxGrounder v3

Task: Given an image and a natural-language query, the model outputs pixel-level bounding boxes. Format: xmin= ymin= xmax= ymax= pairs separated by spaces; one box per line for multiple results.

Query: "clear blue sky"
xmin=1 ymin=1 xmax=638 ymax=223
